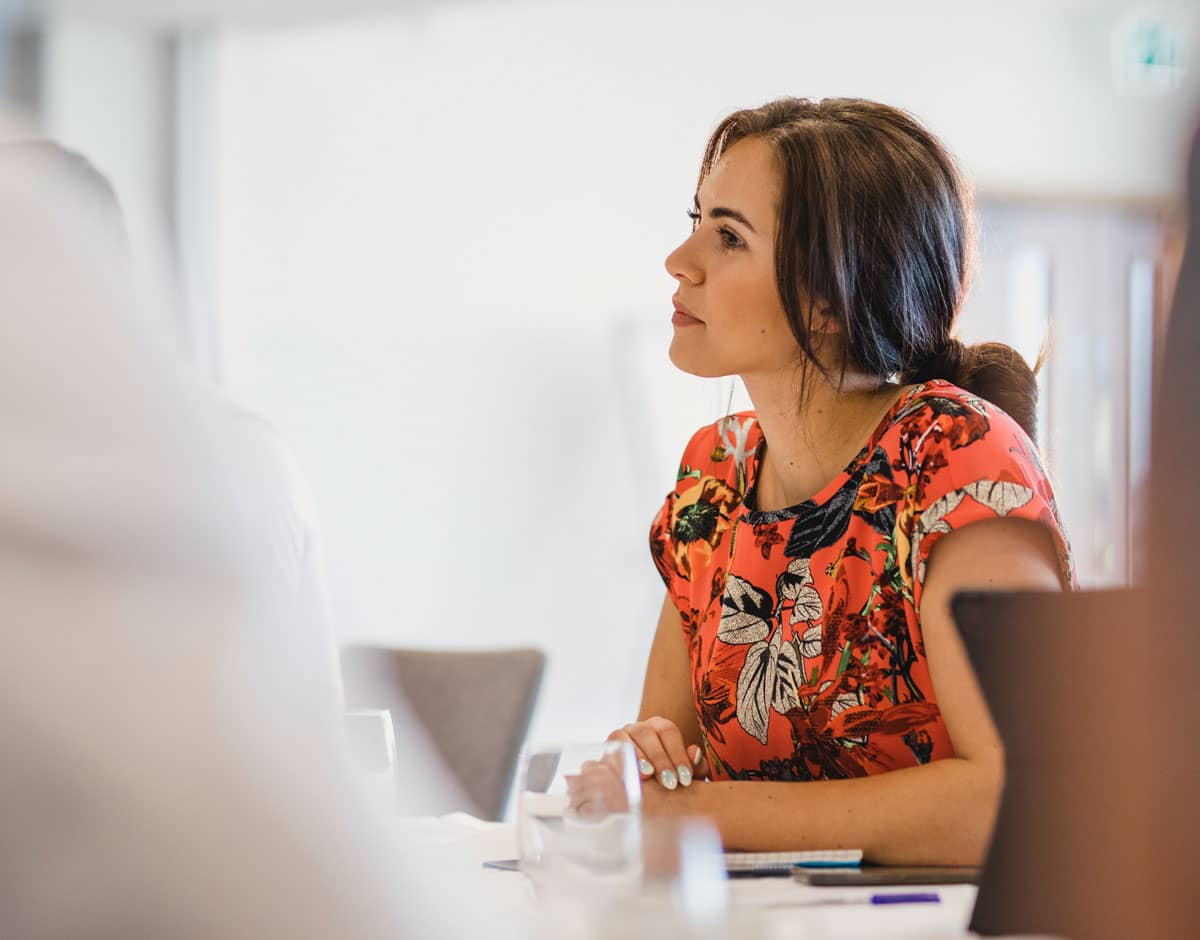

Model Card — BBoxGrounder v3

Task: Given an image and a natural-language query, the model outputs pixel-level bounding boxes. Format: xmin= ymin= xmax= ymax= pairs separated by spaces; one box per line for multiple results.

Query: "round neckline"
xmin=740 ymin=382 xmax=929 ymax=523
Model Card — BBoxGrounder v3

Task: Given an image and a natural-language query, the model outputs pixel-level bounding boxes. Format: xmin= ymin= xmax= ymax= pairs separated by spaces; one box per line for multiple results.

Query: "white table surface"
xmin=396 ymin=814 xmax=984 ymax=940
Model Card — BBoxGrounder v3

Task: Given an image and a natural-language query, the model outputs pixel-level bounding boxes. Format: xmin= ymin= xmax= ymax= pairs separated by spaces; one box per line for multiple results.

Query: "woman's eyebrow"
xmin=692 ymin=198 xmax=758 ymax=235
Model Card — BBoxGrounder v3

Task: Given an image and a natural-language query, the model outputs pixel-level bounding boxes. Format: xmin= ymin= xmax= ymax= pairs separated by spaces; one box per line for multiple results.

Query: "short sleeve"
xmin=649 ymin=488 xmax=677 ymax=593
xmin=908 ymin=401 xmax=1075 ymax=611
xmin=648 ymin=416 xmax=754 ymax=616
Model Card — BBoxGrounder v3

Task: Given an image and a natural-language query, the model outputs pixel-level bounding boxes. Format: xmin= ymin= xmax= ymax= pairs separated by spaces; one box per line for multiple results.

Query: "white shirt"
xmin=0 ymin=120 xmax=492 ymax=940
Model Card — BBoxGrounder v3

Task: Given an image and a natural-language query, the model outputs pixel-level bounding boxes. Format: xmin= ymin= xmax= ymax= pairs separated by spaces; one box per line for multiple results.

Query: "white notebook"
xmin=723 ymin=849 xmax=862 ymax=874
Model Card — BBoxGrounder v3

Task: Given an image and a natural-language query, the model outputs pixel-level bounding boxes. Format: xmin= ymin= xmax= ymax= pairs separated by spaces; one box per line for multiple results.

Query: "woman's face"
xmin=664 ymin=135 xmax=803 ymax=380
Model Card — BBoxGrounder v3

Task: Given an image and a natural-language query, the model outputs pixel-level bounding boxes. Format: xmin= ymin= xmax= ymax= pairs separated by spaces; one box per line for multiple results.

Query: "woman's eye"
xmin=686 ymin=210 xmax=742 ymax=250
xmin=718 ymin=227 xmax=743 ymax=250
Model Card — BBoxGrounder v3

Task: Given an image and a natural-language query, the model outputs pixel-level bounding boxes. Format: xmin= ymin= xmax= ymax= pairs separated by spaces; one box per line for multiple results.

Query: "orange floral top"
xmin=650 ymin=381 xmax=1074 ymax=781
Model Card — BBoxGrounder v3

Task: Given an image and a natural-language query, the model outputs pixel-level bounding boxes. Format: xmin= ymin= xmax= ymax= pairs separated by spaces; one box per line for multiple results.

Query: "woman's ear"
xmin=802 ymin=301 xmax=849 ymax=374
xmin=805 ymin=300 xmax=840 ymax=336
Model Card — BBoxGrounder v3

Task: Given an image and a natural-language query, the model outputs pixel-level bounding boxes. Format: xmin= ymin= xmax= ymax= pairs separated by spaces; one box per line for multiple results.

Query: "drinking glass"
xmin=517 ymin=740 xmax=643 ymax=906
xmin=597 ymin=816 xmax=730 ymax=940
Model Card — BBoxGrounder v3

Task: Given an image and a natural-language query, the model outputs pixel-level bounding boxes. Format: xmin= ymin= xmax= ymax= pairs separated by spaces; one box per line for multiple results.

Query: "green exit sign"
xmin=1112 ymin=8 xmax=1190 ymax=94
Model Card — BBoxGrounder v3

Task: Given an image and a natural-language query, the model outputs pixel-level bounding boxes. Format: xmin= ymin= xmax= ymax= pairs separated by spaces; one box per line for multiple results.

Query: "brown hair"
xmin=698 ymin=97 xmax=1041 ymax=441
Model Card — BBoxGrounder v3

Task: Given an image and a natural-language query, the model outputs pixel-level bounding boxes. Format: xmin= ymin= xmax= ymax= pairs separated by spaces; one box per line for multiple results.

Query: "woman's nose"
xmin=665 ymin=236 xmax=702 ymax=285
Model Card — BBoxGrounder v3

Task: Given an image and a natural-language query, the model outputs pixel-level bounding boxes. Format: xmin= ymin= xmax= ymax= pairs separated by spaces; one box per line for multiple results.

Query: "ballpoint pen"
xmin=769 ymin=892 xmax=941 ymax=908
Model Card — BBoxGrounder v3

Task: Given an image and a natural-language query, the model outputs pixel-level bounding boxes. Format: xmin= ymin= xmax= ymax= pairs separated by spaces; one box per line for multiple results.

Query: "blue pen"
xmin=769 ymin=892 xmax=940 ymax=909
xmin=870 ymin=892 xmax=940 ymax=905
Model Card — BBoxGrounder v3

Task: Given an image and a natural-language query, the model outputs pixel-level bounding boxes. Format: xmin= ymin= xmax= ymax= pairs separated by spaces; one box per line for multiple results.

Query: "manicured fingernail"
xmin=677 ymin=764 xmax=692 ymax=787
xmin=691 ymin=747 xmax=703 ymax=767
xmin=638 ymin=758 xmax=654 ymax=777
xmin=660 ymin=768 xmax=678 ymax=791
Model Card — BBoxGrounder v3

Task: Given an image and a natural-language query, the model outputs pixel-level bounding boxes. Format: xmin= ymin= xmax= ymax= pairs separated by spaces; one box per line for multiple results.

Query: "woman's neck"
xmin=742 ymin=363 xmax=903 ymax=511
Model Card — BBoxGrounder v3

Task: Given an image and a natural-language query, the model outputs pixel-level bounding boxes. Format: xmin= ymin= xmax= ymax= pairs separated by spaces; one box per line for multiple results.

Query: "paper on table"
xmin=724 ymin=849 xmax=863 ymax=874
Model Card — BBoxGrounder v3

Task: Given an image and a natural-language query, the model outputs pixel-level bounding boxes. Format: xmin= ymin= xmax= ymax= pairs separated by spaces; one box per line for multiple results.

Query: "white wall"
xmin=212 ymin=0 xmax=1200 ymax=745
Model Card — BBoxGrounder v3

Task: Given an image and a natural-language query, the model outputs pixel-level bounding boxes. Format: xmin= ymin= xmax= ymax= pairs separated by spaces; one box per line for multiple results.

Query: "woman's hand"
xmin=564 ymin=720 xmax=712 ymax=814
xmin=564 ymin=751 xmax=634 ymax=816
xmin=608 ymin=716 xmax=710 ymax=791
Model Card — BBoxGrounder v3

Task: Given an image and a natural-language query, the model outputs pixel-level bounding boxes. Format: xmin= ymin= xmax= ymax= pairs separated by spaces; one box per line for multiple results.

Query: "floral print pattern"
xmin=650 ymin=381 xmax=1074 ymax=782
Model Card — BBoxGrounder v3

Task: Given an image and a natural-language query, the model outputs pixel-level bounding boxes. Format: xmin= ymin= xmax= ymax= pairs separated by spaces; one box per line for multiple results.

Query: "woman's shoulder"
xmin=885 ymin=380 xmax=1041 ymax=464
xmin=876 ymin=379 xmax=1060 ymax=518
xmin=894 ymin=379 xmax=994 ymax=417
xmin=676 ymin=411 xmax=763 ymax=490
xmin=883 ymin=381 xmax=1074 ymax=590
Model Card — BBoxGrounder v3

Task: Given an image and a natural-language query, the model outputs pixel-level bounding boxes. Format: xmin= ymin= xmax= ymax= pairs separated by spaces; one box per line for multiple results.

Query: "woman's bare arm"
xmin=636 ymin=517 xmax=1062 ymax=865
xmin=637 ymin=594 xmax=701 ymax=735
xmin=615 ymin=595 xmax=707 ymax=781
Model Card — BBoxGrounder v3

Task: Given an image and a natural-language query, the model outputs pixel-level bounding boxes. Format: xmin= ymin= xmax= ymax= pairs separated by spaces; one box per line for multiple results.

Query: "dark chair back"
xmin=341 ymin=646 xmax=545 ymax=821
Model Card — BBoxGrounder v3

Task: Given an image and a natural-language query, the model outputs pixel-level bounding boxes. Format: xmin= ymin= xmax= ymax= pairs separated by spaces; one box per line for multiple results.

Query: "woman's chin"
xmin=667 ymin=343 xmax=727 ymax=379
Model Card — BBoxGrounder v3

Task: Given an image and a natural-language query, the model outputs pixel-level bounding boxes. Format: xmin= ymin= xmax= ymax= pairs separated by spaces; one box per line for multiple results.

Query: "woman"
xmin=573 ymin=98 xmax=1073 ymax=866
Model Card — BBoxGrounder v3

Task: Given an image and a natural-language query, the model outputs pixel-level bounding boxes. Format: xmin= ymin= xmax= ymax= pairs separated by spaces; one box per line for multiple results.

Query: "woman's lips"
xmin=672 ymin=309 xmax=703 ymax=326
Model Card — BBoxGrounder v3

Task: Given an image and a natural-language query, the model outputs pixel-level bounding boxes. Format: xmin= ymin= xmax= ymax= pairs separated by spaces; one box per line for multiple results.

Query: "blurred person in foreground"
xmin=1148 ymin=116 xmax=1200 ymax=939
xmin=571 ymin=98 xmax=1073 ymax=866
xmin=2 ymin=139 xmax=346 ymax=720
xmin=0 ymin=129 xmax=492 ymax=937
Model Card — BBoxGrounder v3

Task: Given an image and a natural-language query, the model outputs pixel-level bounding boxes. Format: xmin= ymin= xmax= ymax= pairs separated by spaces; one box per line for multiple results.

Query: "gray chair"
xmin=340 ymin=646 xmax=546 ymax=821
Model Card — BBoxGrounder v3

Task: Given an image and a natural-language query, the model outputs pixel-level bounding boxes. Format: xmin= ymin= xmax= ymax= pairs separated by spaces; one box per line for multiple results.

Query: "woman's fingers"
xmin=624 ymin=718 xmax=693 ymax=790
xmin=607 ymin=728 xmax=654 ymax=779
xmin=565 ymin=760 xmax=633 ymax=815
xmin=622 ymin=723 xmax=675 ymax=788
xmin=608 ymin=720 xmax=706 ymax=790
xmin=645 ymin=717 xmax=694 ymax=789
